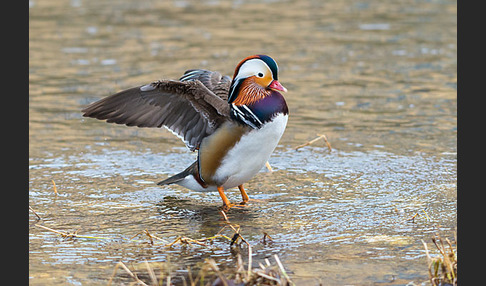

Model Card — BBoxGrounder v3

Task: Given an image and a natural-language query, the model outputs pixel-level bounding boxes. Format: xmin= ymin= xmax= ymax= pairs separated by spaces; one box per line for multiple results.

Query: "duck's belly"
xmin=215 ymin=113 xmax=288 ymax=189
xmin=177 ymin=113 xmax=287 ymax=192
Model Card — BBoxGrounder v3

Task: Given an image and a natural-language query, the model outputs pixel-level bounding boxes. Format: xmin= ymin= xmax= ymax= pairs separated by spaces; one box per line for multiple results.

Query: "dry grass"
xmin=29 ymin=205 xmax=42 ymax=221
xmin=31 ymin=208 xmax=294 ymax=286
xmin=293 ymin=133 xmax=332 ymax=152
xmin=422 ymin=233 xmax=457 ymax=286
xmin=105 ymin=210 xmax=294 ymax=285
xmin=107 ymin=253 xmax=293 ymax=286
xmin=404 ymin=207 xmax=431 ymax=223
xmin=51 ymin=179 xmax=58 ymax=195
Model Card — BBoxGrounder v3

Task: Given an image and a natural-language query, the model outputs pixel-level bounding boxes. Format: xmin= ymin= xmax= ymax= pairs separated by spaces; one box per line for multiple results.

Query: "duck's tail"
xmin=157 ymin=161 xmax=197 ymax=186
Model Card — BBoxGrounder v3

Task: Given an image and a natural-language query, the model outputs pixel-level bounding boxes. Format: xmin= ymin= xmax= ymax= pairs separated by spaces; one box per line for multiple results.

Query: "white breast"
xmin=215 ymin=113 xmax=288 ymax=189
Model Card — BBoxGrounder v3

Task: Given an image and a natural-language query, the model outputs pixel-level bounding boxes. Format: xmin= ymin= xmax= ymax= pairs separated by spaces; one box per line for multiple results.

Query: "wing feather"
xmin=82 ymin=79 xmax=230 ymax=151
xmin=179 ymin=69 xmax=231 ymax=101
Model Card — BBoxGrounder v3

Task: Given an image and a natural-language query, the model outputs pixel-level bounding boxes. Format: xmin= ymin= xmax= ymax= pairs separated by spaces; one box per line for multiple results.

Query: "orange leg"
xmin=217 ymin=186 xmax=232 ymax=209
xmin=238 ymin=185 xmax=249 ymax=204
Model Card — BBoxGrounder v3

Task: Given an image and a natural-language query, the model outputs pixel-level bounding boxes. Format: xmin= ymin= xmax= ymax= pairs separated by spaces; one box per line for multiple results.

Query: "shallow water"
xmin=29 ymin=0 xmax=456 ymax=284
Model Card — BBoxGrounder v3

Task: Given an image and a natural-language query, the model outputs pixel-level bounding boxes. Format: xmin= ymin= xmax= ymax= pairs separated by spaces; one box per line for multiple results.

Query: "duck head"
xmin=228 ymin=55 xmax=287 ymax=106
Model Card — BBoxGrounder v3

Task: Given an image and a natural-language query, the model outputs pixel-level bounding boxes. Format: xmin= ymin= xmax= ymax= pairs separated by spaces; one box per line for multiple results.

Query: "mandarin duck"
xmin=82 ymin=55 xmax=288 ymax=210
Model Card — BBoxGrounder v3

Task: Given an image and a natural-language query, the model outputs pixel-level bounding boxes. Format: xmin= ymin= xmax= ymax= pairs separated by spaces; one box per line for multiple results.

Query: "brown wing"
xmin=179 ymin=69 xmax=231 ymax=101
xmin=82 ymin=79 xmax=230 ymax=151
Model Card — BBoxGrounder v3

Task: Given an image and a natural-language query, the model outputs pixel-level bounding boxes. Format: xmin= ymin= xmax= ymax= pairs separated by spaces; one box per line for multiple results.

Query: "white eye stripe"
xmin=235 ymin=59 xmax=272 ymax=82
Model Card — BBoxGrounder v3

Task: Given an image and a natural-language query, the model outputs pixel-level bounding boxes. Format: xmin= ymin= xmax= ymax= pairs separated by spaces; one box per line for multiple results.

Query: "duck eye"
xmin=257 ymin=72 xmax=264 ymax=78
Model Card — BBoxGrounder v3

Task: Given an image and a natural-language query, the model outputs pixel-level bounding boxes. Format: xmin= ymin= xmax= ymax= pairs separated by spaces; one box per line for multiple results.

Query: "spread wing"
xmin=82 ymin=78 xmax=231 ymax=151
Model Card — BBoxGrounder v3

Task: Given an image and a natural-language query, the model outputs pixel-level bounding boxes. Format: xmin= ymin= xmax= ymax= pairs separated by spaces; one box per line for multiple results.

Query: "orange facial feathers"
xmin=230 ymin=77 xmax=270 ymax=106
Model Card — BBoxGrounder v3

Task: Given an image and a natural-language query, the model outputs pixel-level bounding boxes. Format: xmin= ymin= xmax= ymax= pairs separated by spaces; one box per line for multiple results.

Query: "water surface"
xmin=29 ymin=0 xmax=456 ymax=284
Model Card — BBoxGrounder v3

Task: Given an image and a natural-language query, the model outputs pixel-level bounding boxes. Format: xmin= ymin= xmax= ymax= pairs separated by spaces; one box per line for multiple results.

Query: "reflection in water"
xmin=30 ymin=0 xmax=456 ymax=284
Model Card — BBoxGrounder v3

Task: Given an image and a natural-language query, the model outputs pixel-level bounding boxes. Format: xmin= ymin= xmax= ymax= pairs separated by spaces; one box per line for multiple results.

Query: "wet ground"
xmin=29 ymin=0 xmax=456 ymax=284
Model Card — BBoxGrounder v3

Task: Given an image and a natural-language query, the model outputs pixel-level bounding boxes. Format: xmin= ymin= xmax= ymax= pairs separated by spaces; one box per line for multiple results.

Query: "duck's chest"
xmin=214 ymin=113 xmax=288 ymax=187
xmin=198 ymin=90 xmax=288 ymax=187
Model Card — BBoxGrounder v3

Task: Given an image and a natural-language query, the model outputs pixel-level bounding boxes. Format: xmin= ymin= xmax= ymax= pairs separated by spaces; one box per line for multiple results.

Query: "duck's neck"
xmin=230 ymin=91 xmax=288 ymax=129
